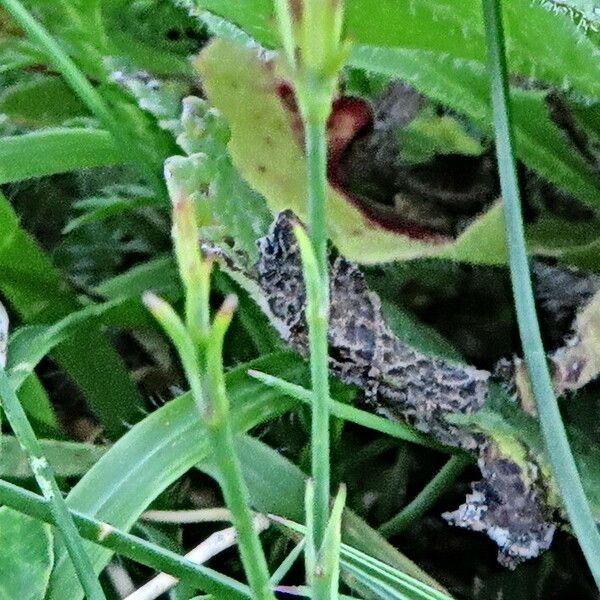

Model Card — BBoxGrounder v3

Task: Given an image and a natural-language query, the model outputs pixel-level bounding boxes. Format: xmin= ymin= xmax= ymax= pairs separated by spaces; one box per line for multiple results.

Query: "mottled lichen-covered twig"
xmin=206 ymin=211 xmax=599 ymax=567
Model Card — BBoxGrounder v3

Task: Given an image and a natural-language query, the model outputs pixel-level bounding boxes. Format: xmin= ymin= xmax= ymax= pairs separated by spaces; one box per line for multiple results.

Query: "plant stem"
xmin=0 ymin=371 xmax=106 ymax=600
xmin=306 ymin=118 xmax=330 ymax=278
xmin=274 ymin=0 xmax=343 ymax=589
xmin=269 ymin=540 xmax=306 ymax=587
xmin=295 ymin=212 xmax=331 ymax=550
xmin=378 ymin=455 xmax=471 ymax=537
xmin=0 ymin=479 xmax=251 ymax=600
xmin=247 ymin=370 xmax=463 ymax=454
xmin=0 ymin=0 xmax=162 ymax=192
xmin=204 ymin=298 xmax=275 ymax=600
xmin=482 ymin=0 xmax=600 ymax=588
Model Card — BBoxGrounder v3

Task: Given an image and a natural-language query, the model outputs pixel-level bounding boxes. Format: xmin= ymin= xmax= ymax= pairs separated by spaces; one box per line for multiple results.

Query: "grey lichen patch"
xmin=443 ymin=442 xmax=555 ymax=568
xmin=254 ymin=211 xmax=490 ymax=451
xmin=209 ymin=211 xmax=566 ymax=566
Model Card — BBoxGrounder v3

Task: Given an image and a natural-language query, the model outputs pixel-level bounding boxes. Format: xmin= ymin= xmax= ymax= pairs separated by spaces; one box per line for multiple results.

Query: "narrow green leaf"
xmin=315 ymin=485 xmax=345 ymax=598
xmin=17 ymin=374 xmax=58 ymax=435
xmin=0 ymin=76 xmax=88 ymax=127
xmin=0 ymin=129 xmax=127 ymax=184
xmin=247 ymin=370 xmax=455 ymax=453
xmin=7 ymin=301 xmax=120 ymax=390
xmin=378 ymin=455 xmax=471 ymax=537
xmin=482 ymin=0 xmax=600 ymax=587
xmin=93 ymin=255 xmax=180 ymax=302
xmin=0 ymin=191 xmax=145 ymax=437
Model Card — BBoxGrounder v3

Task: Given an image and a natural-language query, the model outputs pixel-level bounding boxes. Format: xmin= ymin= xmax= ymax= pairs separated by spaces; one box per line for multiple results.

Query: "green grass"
xmin=481 ymin=0 xmax=600 ymax=587
xmin=0 ymin=0 xmax=599 ymax=598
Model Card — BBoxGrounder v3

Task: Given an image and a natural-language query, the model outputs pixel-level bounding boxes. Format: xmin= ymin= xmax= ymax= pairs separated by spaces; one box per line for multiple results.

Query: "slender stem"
xmin=269 ymin=539 xmax=306 ymax=587
xmin=306 ymin=118 xmax=330 ymax=278
xmin=378 ymin=455 xmax=471 ymax=537
xmin=247 ymin=370 xmax=463 ymax=454
xmin=0 ymin=0 xmax=162 ymax=191
xmin=295 ymin=211 xmax=331 ymax=549
xmin=274 ymin=1 xmax=342 ymax=591
xmin=0 ymin=372 xmax=106 ymax=600
xmin=204 ymin=298 xmax=275 ymax=600
xmin=482 ymin=0 xmax=600 ymax=588
xmin=0 ymin=479 xmax=251 ymax=600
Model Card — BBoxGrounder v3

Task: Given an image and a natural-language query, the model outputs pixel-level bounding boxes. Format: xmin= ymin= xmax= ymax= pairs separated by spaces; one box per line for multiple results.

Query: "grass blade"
xmin=0 ymin=128 xmax=126 ymax=184
xmin=0 ymin=436 xmax=107 ymax=479
xmin=247 ymin=369 xmax=460 ymax=453
xmin=378 ymin=455 xmax=471 ymax=537
xmin=0 ymin=370 xmax=106 ymax=600
xmin=0 ymin=479 xmax=251 ymax=599
xmin=482 ymin=0 xmax=600 ymax=587
xmin=0 ymin=0 xmax=162 ymax=190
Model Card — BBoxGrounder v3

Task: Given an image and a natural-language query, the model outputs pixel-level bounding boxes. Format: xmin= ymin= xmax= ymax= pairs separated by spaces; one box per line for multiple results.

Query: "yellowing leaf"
xmin=195 ymin=39 xmax=507 ymax=265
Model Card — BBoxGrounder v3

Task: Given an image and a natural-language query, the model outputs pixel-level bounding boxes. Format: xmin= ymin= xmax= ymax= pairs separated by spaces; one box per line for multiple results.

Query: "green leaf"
xmin=196 ymin=39 xmax=600 ymax=265
xmin=0 ymin=76 xmax=88 ymax=126
xmin=348 ymin=46 xmax=600 ymax=215
xmin=188 ymin=0 xmax=278 ymax=47
xmin=0 ymin=190 xmax=145 ymax=437
xmin=93 ymin=255 xmax=180 ymax=302
xmin=0 ymin=37 xmax=42 ymax=73
xmin=398 ymin=110 xmax=483 ymax=164
xmin=63 ymin=193 xmax=161 ymax=234
xmin=195 ymin=39 xmax=509 ymax=265
xmin=102 ymin=0 xmax=202 ymax=76
xmin=0 ymin=128 xmax=127 ymax=184
xmin=378 ymin=299 xmax=462 ymax=361
xmin=7 ymin=301 xmax=120 ymax=390
xmin=17 ymin=374 xmax=59 ymax=435
xmin=0 ymin=507 xmax=53 ymax=600
xmin=528 ymin=215 xmax=600 ymax=272
xmin=0 ymin=436 xmax=107 ymax=479
xmin=536 ymin=0 xmax=600 ymax=33
xmin=193 ymin=0 xmax=600 ymax=98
